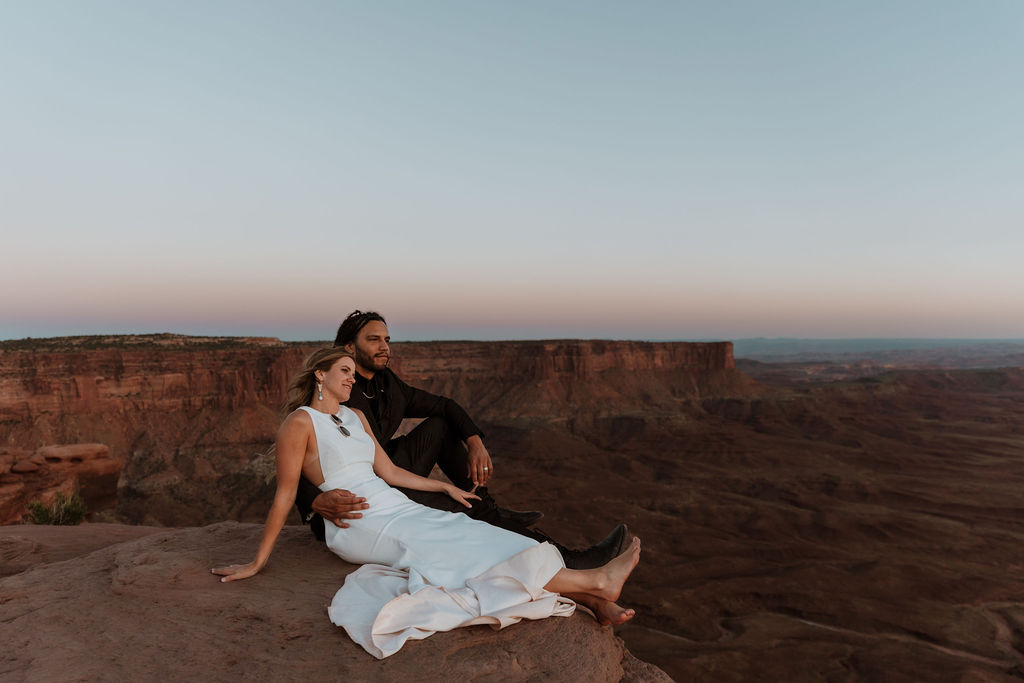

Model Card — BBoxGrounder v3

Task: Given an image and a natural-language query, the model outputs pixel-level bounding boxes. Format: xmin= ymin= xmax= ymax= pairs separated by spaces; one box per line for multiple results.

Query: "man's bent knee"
xmin=407 ymin=416 xmax=449 ymax=441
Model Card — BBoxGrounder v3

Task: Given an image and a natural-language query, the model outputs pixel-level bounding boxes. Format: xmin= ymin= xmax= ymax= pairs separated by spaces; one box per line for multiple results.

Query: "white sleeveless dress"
xmin=299 ymin=406 xmax=575 ymax=658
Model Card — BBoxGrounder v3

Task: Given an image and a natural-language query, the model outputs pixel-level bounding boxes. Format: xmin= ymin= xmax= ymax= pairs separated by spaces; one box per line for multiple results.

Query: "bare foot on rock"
xmin=593 ymin=599 xmax=636 ymax=626
xmin=597 ymin=536 xmax=641 ymax=602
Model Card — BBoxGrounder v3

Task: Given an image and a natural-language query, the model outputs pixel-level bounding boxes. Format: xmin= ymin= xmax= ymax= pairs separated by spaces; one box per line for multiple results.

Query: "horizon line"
xmin=4 ymin=332 xmax=1024 ymax=344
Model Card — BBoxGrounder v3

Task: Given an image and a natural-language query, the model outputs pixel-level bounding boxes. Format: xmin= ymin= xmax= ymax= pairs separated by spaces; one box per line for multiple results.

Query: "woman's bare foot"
xmin=596 ymin=536 xmax=641 ymax=602
xmin=593 ymin=599 xmax=636 ymax=626
xmin=564 ymin=593 xmax=637 ymax=626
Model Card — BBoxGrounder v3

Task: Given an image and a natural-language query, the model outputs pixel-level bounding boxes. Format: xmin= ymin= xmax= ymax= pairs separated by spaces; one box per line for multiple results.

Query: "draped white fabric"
xmin=329 ymin=542 xmax=575 ymax=659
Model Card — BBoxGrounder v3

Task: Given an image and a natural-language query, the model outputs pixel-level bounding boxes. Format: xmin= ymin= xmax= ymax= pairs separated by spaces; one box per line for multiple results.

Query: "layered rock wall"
xmin=0 ymin=338 xmax=309 ymax=523
xmin=0 ymin=336 xmax=741 ymax=450
xmin=0 ymin=335 xmax=747 ymax=524
xmin=391 ymin=340 xmax=745 ymax=420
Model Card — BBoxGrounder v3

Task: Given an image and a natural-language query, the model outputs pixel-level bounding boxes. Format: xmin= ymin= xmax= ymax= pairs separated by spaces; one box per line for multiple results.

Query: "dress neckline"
xmin=303 ymin=405 xmax=347 ymax=417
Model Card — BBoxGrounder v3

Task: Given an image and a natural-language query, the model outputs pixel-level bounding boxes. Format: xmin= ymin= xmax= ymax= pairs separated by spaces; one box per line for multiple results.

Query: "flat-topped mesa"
xmin=0 ymin=338 xmax=745 ymax=449
xmin=390 ymin=340 xmax=751 ymax=420
xmin=0 ymin=344 xmax=310 ymax=429
xmin=394 ymin=340 xmax=734 ymax=376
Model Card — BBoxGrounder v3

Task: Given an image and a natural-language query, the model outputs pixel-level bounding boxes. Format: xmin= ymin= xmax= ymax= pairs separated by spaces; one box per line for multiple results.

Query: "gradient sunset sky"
xmin=2 ymin=1 xmax=1021 ymax=342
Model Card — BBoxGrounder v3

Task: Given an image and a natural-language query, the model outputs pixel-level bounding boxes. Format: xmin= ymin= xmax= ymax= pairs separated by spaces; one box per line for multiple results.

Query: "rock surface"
xmin=0 ymin=522 xmax=670 ymax=682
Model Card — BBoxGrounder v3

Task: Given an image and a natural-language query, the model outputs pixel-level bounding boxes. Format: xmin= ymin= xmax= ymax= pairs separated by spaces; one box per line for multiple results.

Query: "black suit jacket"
xmin=344 ymin=367 xmax=483 ymax=446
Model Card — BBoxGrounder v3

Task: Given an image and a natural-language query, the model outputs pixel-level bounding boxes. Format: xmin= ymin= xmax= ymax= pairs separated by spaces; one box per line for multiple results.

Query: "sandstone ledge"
xmin=0 ymin=522 xmax=670 ymax=682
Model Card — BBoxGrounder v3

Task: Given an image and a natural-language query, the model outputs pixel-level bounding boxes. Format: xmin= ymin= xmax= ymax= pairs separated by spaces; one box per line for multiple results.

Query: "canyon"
xmin=3 ymin=335 xmax=1024 ymax=681
xmin=0 ymin=335 xmax=745 ymax=526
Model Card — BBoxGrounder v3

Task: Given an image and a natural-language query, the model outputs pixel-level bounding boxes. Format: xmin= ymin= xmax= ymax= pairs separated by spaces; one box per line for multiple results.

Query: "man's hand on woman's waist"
xmin=311 ymin=489 xmax=369 ymax=528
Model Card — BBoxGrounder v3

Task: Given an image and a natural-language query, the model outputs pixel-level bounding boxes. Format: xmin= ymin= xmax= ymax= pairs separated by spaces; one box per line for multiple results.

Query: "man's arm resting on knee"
xmin=311 ymin=489 xmax=369 ymax=528
xmin=395 ymin=373 xmax=483 ymax=442
xmin=395 ymin=374 xmax=493 ymax=485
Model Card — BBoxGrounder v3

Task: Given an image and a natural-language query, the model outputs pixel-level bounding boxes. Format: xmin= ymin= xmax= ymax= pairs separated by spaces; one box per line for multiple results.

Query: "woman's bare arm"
xmin=352 ymin=409 xmax=479 ymax=508
xmin=212 ymin=410 xmax=309 ymax=581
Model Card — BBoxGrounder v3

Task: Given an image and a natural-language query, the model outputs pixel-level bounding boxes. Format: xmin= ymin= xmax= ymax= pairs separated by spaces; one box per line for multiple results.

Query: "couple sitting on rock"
xmin=213 ymin=310 xmax=640 ymax=659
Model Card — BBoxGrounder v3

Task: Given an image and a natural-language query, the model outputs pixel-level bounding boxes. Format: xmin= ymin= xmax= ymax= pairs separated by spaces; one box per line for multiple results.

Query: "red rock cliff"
xmin=391 ymin=339 xmax=746 ymax=420
xmin=0 ymin=335 xmax=750 ymax=524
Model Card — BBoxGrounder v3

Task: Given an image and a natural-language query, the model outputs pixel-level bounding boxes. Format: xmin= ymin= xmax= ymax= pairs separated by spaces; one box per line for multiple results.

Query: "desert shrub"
xmin=26 ymin=492 xmax=87 ymax=525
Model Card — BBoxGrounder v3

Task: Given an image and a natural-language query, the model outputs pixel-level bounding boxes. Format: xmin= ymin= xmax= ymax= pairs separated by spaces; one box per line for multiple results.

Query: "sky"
xmin=1 ymin=1 xmax=1022 ymax=342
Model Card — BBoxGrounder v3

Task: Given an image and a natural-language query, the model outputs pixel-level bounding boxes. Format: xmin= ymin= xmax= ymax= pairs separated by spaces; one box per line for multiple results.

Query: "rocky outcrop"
xmin=0 ymin=443 xmax=122 ymax=524
xmin=0 ymin=336 xmax=308 ymax=524
xmin=0 ymin=522 xmax=671 ymax=682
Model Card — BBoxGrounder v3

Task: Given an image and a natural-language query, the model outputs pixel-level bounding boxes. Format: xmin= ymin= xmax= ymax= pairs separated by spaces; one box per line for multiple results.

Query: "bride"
xmin=213 ymin=347 xmax=640 ymax=658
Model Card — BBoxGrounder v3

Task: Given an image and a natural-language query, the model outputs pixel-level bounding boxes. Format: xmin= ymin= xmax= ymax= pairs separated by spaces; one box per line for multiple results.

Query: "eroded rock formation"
xmin=0 ymin=443 xmax=122 ymax=524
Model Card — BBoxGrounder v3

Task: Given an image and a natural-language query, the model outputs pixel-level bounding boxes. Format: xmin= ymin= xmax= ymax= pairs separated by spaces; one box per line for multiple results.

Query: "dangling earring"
xmin=317 ymin=381 xmax=323 ymax=401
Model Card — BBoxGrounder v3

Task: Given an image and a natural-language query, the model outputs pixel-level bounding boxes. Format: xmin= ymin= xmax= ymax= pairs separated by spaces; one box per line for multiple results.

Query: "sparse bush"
xmin=26 ymin=492 xmax=87 ymax=525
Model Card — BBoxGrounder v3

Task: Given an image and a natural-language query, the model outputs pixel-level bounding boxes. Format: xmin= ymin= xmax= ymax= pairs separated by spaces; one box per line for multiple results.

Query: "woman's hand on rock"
xmin=211 ymin=561 xmax=261 ymax=583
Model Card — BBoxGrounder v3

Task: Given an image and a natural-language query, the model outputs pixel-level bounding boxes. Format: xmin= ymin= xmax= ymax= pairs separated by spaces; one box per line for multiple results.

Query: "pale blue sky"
xmin=2 ymin=1 xmax=1021 ymax=341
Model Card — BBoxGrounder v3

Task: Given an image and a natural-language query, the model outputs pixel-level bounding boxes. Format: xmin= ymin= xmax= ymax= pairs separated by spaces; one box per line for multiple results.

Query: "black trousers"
xmin=387 ymin=416 xmax=475 ymax=512
xmin=390 ymin=418 xmax=555 ymax=545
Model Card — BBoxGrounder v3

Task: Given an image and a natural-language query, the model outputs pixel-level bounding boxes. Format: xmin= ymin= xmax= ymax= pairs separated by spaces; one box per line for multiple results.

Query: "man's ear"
xmin=344 ymin=343 xmax=355 ymax=354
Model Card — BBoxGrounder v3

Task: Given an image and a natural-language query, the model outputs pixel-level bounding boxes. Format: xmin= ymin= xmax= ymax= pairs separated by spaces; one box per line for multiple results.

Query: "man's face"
xmin=347 ymin=320 xmax=391 ymax=375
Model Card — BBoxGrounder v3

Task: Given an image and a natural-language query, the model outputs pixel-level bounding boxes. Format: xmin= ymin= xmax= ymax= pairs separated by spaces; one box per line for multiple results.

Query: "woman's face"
xmin=318 ymin=356 xmax=356 ymax=403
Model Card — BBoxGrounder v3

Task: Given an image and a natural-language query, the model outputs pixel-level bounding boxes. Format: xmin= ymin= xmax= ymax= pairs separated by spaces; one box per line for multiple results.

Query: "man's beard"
xmin=355 ymin=347 xmax=388 ymax=372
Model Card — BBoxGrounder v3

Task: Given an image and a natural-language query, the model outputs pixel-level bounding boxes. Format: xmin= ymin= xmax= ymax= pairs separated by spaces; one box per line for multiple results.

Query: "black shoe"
xmin=497 ymin=507 xmax=544 ymax=527
xmin=561 ymin=523 xmax=630 ymax=570
xmin=466 ymin=487 xmax=543 ymax=528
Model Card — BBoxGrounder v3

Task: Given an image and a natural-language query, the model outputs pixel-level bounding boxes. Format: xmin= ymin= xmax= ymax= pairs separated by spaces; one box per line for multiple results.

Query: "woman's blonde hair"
xmin=282 ymin=347 xmax=355 ymax=415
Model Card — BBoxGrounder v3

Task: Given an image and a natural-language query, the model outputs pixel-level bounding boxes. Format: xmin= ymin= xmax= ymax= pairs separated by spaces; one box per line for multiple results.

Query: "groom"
xmin=294 ymin=310 xmax=628 ymax=570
